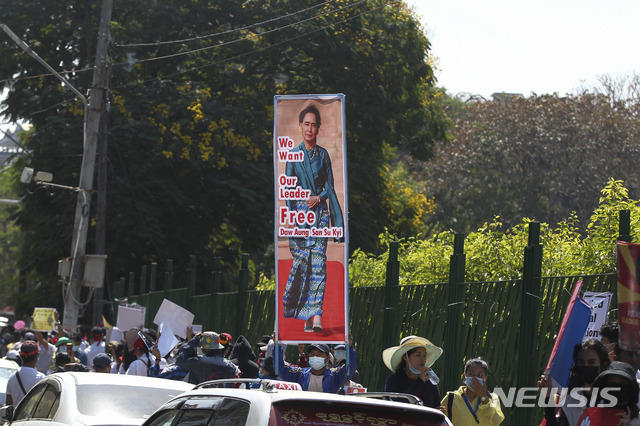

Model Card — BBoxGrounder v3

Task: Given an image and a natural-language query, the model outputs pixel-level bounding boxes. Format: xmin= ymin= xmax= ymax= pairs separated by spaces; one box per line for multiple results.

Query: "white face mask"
xmin=333 ymin=350 xmax=346 ymax=363
xmin=309 ymin=356 xmax=326 ymax=370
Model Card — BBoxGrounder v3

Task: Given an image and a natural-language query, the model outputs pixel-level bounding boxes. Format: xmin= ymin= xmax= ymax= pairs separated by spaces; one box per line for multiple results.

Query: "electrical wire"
xmin=113 ymin=0 xmax=370 ymax=66
xmin=115 ymin=0 xmax=338 ymax=47
xmin=0 ymin=66 xmax=94 ymax=85
xmin=112 ymin=2 xmax=385 ymax=90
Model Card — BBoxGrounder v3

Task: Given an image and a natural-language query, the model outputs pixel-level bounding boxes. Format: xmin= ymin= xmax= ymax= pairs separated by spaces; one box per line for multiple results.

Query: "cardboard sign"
xmin=152 ymin=299 xmax=194 ymax=339
xmin=582 ymin=292 xmax=613 ymax=340
xmin=31 ymin=307 xmax=56 ymax=332
xmin=157 ymin=320 xmax=180 ymax=357
xmin=116 ymin=305 xmax=145 ymax=331
xmin=345 ymin=386 xmax=367 ymax=394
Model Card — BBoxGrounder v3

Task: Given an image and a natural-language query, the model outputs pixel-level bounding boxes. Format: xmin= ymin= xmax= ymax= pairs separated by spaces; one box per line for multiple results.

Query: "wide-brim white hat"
xmin=382 ymin=336 xmax=443 ymax=372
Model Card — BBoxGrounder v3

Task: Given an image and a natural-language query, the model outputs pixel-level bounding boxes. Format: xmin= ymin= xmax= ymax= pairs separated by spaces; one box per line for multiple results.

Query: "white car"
xmin=0 ymin=359 xmax=19 ymax=405
xmin=0 ymin=371 xmax=193 ymax=425
xmin=142 ymin=379 xmax=453 ymax=426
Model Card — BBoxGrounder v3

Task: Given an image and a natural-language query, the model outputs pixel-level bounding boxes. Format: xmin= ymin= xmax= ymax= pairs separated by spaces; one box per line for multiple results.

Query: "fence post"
xmin=187 ymin=255 xmax=197 ymax=311
xmin=113 ymin=278 xmax=124 ymax=302
xmin=164 ymin=259 xmax=174 ymax=300
xmin=619 ymin=209 xmax=631 ymax=242
xmin=380 ymin=241 xmax=400 ymax=390
xmin=516 ymin=222 xmax=542 ymax=425
xmin=444 ymin=233 xmax=465 ymax=395
xmin=149 ymin=263 xmax=157 ymax=292
xmin=140 ymin=265 xmax=147 ymax=295
xmin=128 ymin=272 xmax=135 ymax=299
xmin=236 ymin=254 xmax=250 ymax=337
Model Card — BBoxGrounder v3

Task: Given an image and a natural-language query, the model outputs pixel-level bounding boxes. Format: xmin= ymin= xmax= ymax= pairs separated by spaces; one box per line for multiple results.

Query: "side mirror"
xmin=0 ymin=404 xmax=14 ymax=422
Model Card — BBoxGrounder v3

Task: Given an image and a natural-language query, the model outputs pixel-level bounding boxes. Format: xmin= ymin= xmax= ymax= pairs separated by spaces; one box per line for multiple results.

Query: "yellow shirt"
xmin=441 ymin=386 xmax=505 ymax=426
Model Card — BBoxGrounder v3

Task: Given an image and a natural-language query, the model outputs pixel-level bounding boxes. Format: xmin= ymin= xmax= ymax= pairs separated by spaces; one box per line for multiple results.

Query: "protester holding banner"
xmin=382 ymin=335 xmax=443 ymax=408
xmin=442 ymin=358 xmax=504 ymax=426
xmin=282 ymin=104 xmax=344 ymax=334
xmin=540 ymin=338 xmax=610 ymax=426
xmin=274 ymin=339 xmax=356 ymax=393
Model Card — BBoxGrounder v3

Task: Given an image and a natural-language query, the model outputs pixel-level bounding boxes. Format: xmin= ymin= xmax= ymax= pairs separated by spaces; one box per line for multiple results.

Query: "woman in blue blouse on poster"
xmin=283 ymin=105 xmax=344 ymax=333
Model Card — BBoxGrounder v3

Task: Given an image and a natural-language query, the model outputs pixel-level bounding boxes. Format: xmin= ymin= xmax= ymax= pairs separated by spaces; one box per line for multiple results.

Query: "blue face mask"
xmin=404 ymin=355 xmax=424 ymax=375
xmin=465 ymin=377 xmax=483 ymax=387
xmin=309 ymin=356 xmax=326 ymax=370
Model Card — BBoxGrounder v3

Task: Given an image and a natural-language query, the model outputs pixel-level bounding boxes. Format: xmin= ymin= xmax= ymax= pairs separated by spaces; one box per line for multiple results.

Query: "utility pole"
xmin=62 ymin=0 xmax=113 ymax=331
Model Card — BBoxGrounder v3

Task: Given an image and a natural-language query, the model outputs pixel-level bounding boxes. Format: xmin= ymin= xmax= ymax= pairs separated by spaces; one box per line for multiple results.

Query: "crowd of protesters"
xmin=1 ymin=315 xmax=640 ymax=426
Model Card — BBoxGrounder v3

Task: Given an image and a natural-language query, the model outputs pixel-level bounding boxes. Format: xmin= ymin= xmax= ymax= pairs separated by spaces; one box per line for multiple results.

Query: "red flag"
xmin=616 ymin=242 xmax=640 ymax=351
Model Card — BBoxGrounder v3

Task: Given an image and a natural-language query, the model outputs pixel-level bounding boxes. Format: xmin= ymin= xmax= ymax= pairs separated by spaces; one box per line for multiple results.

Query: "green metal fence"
xmin=113 ymin=212 xmax=628 ymax=426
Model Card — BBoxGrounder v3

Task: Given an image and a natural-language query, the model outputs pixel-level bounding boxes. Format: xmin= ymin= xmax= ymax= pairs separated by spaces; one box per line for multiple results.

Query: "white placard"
xmin=158 ymin=321 xmax=180 ymax=357
xmin=152 ymin=299 xmax=194 ymax=339
xmin=116 ymin=306 xmax=145 ymax=332
xmin=583 ymin=291 xmax=613 ymax=340
xmin=108 ymin=327 xmax=124 ymax=344
xmin=191 ymin=324 xmax=202 ymax=334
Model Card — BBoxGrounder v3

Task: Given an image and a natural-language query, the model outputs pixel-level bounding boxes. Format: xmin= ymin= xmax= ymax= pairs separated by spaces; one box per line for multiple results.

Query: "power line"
xmin=0 ymin=66 xmax=94 ymax=85
xmin=112 ymin=2 xmax=387 ymax=90
xmin=113 ymin=0 xmax=370 ymax=67
xmin=115 ymin=0 xmax=338 ymax=47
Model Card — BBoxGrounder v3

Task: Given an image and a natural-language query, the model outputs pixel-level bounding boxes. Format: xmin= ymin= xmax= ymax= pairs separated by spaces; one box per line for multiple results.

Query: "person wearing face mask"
xmin=539 ymin=338 xmax=611 ymax=426
xmin=274 ymin=337 xmax=357 ymax=393
xmin=442 ymin=357 xmax=504 ymax=425
xmin=581 ymin=361 xmax=640 ymax=425
xmin=382 ymin=336 xmax=443 ymax=408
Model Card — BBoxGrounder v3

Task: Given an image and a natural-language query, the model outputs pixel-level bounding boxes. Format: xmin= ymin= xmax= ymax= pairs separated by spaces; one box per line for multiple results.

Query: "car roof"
xmin=162 ymin=387 xmax=445 ymax=416
xmin=46 ymin=371 xmax=194 ymax=391
xmin=0 ymin=358 xmax=18 ymax=370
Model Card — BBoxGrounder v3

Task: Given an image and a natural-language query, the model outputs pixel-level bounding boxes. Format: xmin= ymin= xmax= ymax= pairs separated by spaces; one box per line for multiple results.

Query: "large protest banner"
xmin=273 ymin=94 xmax=348 ymax=343
xmin=616 ymin=242 xmax=640 ymax=350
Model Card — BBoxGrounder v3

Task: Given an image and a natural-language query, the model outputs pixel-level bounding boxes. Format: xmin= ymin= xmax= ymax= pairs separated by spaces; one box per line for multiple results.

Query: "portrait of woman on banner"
xmin=282 ymin=104 xmax=344 ymax=334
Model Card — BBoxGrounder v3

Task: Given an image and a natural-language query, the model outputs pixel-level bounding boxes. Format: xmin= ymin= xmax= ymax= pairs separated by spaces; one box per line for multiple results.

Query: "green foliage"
xmin=0 ymin=166 xmax=21 ymax=307
xmin=0 ymin=0 xmax=449 ymax=315
xmin=348 ymin=179 xmax=637 ymax=287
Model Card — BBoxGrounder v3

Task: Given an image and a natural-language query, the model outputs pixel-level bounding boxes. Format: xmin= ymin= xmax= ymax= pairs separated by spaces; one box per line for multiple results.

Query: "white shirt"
xmin=35 ymin=343 xmax=55 ymax=374
xmin=126 ymin=353 xmax=155 ymax=376
xmin=7 ymin=366 xmax=45 ymax=406
xmin=84 ymin=341 xmax=105 ymax=367
xmin=307 ymin=373 xmax=323 ymax=392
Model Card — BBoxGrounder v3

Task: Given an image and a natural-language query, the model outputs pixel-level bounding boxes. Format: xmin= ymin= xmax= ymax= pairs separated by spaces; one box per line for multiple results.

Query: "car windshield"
xmin=76 ymin=384 xmax=187 ymax=420
xmin=0 ymin=365 xmax=16 ymax=394
xmin=272 ymin=401 xmax=447 ymax=426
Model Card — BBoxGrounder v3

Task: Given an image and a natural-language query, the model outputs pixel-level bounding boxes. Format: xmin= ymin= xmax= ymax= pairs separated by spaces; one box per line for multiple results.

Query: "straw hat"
xmin=382 ymin=335 xmax=443 ymax=372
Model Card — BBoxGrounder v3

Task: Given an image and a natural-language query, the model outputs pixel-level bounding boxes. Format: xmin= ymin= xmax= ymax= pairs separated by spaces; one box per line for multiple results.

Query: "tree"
xmin=0 ymin=0 xmax=448 ymax=317
xmin=421 ymin=89 xmax=640 ymax=233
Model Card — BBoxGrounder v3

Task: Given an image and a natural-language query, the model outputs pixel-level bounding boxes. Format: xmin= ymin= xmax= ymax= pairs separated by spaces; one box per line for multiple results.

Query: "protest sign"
xmin=274 ymin=94 xmax=349 ymax=344
xmin=31 ymin=307 xmax=56 ymax=331
xmin=582 ymin=292 xmax=613 ymax=340
xmin=152 ymin=299 xmax=194 ymax=339
xmin=158 ymin=320 xmax=180 ymax=357
xmin=116 ymin=305 xmax=145 ymax=331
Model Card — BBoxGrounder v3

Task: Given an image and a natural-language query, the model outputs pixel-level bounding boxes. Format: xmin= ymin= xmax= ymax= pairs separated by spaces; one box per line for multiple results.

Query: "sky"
xmin=408 ymin=0 xmax=640 ymax=99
